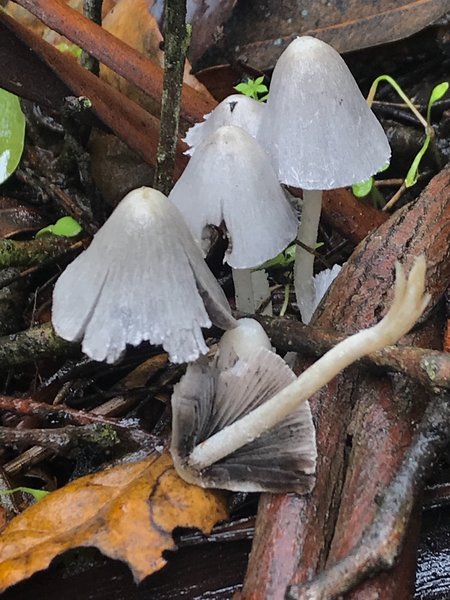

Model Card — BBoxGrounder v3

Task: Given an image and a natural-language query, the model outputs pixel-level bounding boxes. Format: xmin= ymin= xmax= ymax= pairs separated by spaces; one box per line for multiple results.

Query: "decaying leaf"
xmin=0 ymin=451 xmax=228 ymax=593
xmin=225 ymin=0 xmax=450 ymax=71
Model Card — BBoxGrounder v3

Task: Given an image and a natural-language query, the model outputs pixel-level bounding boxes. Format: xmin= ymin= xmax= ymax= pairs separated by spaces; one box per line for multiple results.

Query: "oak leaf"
xmin=0 ymin=451 xmax=228 ymax=593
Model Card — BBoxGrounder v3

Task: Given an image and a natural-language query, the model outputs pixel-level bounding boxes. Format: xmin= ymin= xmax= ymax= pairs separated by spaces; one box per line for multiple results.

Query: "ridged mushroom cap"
xmin=169 ymin=125 xmax=298 ymax=269
xmin=183 ymin=94 xmax=264 ymax=156
xmin=171 ymin=347 xmax=317 ymax=493
xmin=52 ymin=187 xmax=236 ymax=364
xmin=258 ymin=36 xmax=391 ymax=189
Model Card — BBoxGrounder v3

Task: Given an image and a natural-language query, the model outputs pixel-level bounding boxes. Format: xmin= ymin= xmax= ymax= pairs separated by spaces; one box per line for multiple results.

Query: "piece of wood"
xmin=241 ymin=166 xmax=450 ymax=599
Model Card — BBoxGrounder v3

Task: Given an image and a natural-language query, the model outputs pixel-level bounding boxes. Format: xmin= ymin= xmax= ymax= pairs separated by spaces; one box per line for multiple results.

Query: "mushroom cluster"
xmin=51 ymin=37 xmax=404 ymax=495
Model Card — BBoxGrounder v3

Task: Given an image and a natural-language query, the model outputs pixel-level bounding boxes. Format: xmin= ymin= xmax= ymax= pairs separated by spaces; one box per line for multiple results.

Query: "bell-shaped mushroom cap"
xmin=258 ymin=36 xmax=391 ymax=189
xmin=169 ymin=125 xmax=298 ymax=269
xmin=170 ymin=347 xmax=317 ymax=493
xmin=52 ymin=187 xmax=237 ymax=364
xmin=183 ymin=94 xmax=264 ymax=156
xmin=215 ymin=317 xmax=271 ymax=370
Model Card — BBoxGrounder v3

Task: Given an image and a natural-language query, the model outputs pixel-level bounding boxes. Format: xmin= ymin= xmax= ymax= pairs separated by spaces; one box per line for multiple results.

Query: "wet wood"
xmin=241 ymin=166 xmax=450 ymax=599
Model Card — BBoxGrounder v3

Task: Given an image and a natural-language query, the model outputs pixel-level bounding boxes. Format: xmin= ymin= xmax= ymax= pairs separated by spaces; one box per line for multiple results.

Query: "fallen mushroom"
xmin=172 ymin=256 xmax=429 ymax=488
xmin=52 ymin=187 xmax=237 ymax=364
xmin=171 ymin=318 xmax=317 ymax=492
xmin=169 ymin=124 xmax=298 ymax=313
xmin=183 ymin=94 xmax=264 ymax=156
xmin=258 ymin=36 xmax=390 ymax=323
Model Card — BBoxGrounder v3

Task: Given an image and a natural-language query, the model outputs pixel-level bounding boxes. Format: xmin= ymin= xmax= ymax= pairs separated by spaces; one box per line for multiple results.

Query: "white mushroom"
xmin=257 ymin=36 xmax=390 ymax=323
xmin=183 ymin=94 xmax=264 ymax=156
xmin=169 ymin=125 xmax=298 ymax=314
xmin=171 ymin=317 xmax=317 ymax=493
xmin=52 ymin=187 xmax=237 ymax=364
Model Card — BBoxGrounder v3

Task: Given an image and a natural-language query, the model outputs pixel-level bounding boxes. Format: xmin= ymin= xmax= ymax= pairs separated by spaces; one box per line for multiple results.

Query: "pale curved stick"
xmin=189 ymin=255 xmax=430 ymax=470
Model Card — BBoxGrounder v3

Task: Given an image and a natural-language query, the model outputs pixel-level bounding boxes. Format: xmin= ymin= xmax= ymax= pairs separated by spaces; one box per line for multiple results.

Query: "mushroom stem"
xmin=232 ymin=268 xmax=272 ymax=315
xmin=294 ymin=189 xmax=323 ymax=323
xmin=189 ymin=256 xmax=430 ymax=470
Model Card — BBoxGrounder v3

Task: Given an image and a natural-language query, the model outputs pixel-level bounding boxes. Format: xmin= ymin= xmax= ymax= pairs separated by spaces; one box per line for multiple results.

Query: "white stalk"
xmin=189 ymin=256 xmax=430 ymax=470
xmin=294 ymin=189 xmax=323 ymax=323
xmin=233 ymin=268 xmax=272 ymax=315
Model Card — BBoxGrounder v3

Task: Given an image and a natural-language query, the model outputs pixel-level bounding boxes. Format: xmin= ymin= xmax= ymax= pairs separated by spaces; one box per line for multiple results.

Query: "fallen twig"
xmin=256 ymin=315 xmax=450 ymax=392
xmin=154 ymin=0 xmax=190 ymax=194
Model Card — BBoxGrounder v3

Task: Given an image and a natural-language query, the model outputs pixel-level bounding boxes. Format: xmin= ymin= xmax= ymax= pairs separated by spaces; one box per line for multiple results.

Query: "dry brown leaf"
xmin=0 ymin=451 xmax=228 ymax=593
xmin=227 ymin=0 xmax=450 ymax=71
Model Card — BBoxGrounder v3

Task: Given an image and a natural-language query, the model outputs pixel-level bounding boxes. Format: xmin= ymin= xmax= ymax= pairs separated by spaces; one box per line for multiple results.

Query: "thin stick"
xmin=189 ymin=257 xmax=430 ymax=469
xmin=153 ymin=0 xmax=191 ymax=195
xmin=81 ymin=0 xmax=102 ymax=75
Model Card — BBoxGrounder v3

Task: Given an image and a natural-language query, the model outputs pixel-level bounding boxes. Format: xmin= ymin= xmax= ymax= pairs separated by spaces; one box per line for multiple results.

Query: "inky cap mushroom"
xmin=258 ymin=36 xmax=391 ymax=189
xmin=171 ymin=345 xmax=317 ymax=493
xmin=52 ymin=187 xmax=237 ymax=364
xmin=169 ymin=125 xmax=298 ymax=269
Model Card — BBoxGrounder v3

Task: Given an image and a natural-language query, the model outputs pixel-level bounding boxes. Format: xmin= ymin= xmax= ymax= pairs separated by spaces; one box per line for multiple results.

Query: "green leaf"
xmin=427 ymin=81 xmax=449 ymax=123
xmin=0 ymin=486 xmax=49 ymax=502
xmin=352 ymin=177 xmax=374 ymax=197
xmin=0 ymin=88 xmax=26 ymax=185
xmin=234 ymin=78 xmax=269 ymax=101
xmin=36 ymin=216 xmax=82 ymax=238
xmin=405 ymin=136 xmax=431 ymax=188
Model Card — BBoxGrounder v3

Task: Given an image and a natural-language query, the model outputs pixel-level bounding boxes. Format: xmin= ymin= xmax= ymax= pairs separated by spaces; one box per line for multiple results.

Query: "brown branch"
xmin=154 ymin=0 xmax=190 ymax=194
xmin=0 ymin=323 xmax=75 ymax=366
xmin=241 ymin=165 xmax=450 ymax=600
xmin=0 ymin=11 xmax=188 ymax=177
xmin=0 ymin=422 xmax=156 ymax=453
xmin=256 ymin=316 xmax=450 ymax=392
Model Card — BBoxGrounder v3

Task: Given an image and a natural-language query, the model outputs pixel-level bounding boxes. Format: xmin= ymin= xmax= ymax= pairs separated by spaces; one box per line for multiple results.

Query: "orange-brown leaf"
xmin=0 ymin=451 xmax=228 ymax=592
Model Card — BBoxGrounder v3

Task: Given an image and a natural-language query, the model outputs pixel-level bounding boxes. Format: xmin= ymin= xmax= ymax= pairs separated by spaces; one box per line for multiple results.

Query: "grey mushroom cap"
xmin=258 ymin=36 xmax=391 ymax=189
xmin=183 ymin=94 xmax=264 ymax=156
xmin=52 ymin=187 xmax=237 ymax=365
xmin=170 ymin=347 xmax=317 ymax=493
xmin=169 ymin=125 xmax=298 ymax=269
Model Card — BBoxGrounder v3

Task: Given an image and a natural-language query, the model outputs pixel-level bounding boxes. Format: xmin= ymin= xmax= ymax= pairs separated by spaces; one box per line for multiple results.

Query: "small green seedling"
xmin=0 ymin=486 xmax=49 ymax=502
xmin=0 ymin=88 xmax=26 ymax=185
xmin=352 ymin=78 xmax=448 ymax=200
xmin=234 ymin=76 xmax=269 ymax=102
xmin=36 ymin=216 xmax=82 ymax=238
xmin=404 ymin=81 xmax=449 ymax=187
